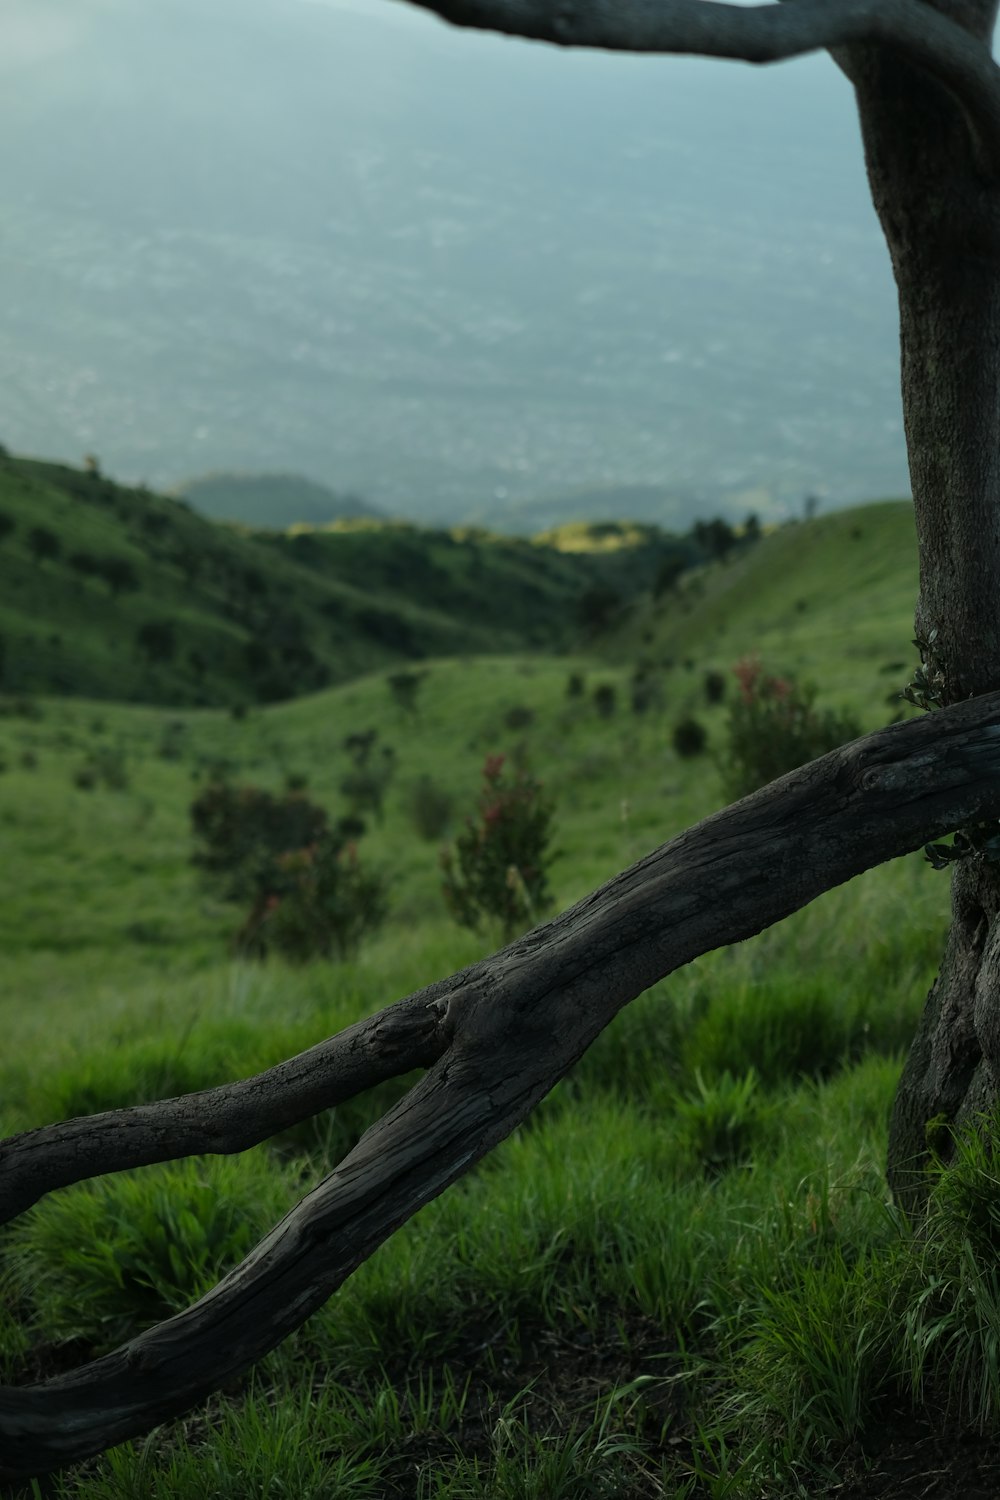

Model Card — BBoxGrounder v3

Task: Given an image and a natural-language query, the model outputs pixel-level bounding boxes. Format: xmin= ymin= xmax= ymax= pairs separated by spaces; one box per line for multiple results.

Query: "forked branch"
xmin=6 ymin=694 xmax=1000 ymax=1476
xmin=394 ymin=0 xmax=1000 ymax=176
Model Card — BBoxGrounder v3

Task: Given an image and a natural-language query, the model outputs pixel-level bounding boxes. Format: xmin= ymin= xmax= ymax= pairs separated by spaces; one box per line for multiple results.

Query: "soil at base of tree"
xmin=834 ymin=1402 xmax=1000 ymax=1499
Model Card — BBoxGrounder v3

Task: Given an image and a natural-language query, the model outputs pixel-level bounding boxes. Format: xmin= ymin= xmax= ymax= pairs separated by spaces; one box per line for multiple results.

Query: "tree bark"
xmin=852 ymin=35 xmax=1000 ymax=1209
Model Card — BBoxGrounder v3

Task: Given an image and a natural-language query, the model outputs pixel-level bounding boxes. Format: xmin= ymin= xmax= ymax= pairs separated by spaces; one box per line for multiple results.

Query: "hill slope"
xmin=604 ymin=500 xmax=920 ymax=715
xmin=0 ymin=456 xmax=689 ymax=707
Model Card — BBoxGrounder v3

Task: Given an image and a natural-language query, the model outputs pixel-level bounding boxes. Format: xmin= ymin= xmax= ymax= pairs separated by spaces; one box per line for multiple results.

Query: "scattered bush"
xmin=236 ymin=835 xmax=389 ymax=963
xmin=704 ymin=669 xmax=726 ymax=705
xmin=136 ymin=619 xmax=177 ymax=664
xmin=565 ymin=671 xmax=585 ymax=699
xmin=722 ymin=656 xmax=862 ymax=799
xmin=672 ymin=716 xmax=707 ymax=758
xmin=190 ymin=781 xmax=329 ymax=899
xmin=408 ymin=775 xmax=454 ymax=840
xmin=339 ymin=757 xmax=395 ymax=824
xmin=387 ymin=669 xmax=426 ymax=716
xmin=27 ymin=525 xmax=60 ymax=565
xmin=504 ymin=704 xmax=535 ymax=730
xmin=441 ymin=754 xmax=556 ymax=942
xmin=593 ymin=683 xmax=617 ymax=719
xmin=73 ymin=744 xmax=129 ymax=792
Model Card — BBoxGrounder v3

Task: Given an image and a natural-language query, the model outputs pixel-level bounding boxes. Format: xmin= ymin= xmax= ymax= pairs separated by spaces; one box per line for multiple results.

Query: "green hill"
xmin=0 ymin=456 xmax=685 ymax=708
xmin=603 ymin=500 xmax=920 ymax=717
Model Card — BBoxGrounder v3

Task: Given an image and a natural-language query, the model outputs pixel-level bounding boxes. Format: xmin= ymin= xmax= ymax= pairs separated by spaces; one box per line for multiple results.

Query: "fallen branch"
xmin=5 ymin=692 xmax=1000 ymax=1477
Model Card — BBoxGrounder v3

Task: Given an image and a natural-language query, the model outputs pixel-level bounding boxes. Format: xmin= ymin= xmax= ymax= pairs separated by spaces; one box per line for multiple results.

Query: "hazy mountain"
xmin=0 ymin=0 xmax=907 ymax=528
xmin=175 ymin=472 xmax=384 ymax=528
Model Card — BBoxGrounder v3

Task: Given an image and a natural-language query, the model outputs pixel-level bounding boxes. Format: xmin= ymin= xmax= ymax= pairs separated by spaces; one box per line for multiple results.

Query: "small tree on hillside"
xmin=27 ymin=526 xmax=60 ymax=565
xmin=441 ymin=754 xmax=556 ymax=941
xmin=136 ymin=619 xmax=177 ymax=664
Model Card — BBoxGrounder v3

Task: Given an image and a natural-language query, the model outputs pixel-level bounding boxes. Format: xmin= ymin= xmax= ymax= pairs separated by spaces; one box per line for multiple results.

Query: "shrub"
xmin=339 ymin=750 xmax=395 ymax=824
xmin=504 ymin=704 xmax=535 ymax=730
xmin=593 ymin=683 xmax=617 ymax=719
xmin=408 ymin=774 xmax=454 ymax=840
xmin=190 ymin=781 xmax=329 ymax=899
xmin=73 ymin=743 xmax=129 ymax=792
xmin=704 ymin=669 xmax=726 ymax=704
xmin=441 ymin=754 xmax=556 ymax=942
xmin=722 ymin=656 xmax=862 ymax=799
xmin=672 ymin=716 xmax=707 ymax=758
xmin=236 ymin=835 xmax=389 ymax=962
xmin=27 ymin=525 xmax=60 ymax=564
xmin=387 ymin=669 xmax=426 ymax=716
xmin=565 ymin=671 xmax=585 ymax=699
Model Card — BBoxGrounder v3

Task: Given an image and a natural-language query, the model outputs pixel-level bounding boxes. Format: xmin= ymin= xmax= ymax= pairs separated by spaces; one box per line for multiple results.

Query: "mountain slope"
xmin=0 ymin=455 xmax=686 ymax=706
xmin=605 ymin=499 xmax=919 ymax=717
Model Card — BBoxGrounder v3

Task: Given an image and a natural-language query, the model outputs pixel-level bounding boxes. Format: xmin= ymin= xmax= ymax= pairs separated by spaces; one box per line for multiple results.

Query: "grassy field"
xmin=4 ymin=499 xmax=997 ymax=1498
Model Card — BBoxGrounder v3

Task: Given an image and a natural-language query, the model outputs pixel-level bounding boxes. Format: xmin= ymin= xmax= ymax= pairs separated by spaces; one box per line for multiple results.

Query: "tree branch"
xmin=0 ymin=983 xmax=457 ymax=1227
xmin=394 ymin=0 xmax=1000 ymax=176
xmin=7 ymin=693 xmax=1000 ymax=1476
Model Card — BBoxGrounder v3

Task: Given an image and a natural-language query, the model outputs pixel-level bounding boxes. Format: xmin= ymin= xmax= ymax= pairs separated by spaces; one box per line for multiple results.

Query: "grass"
xmin=2 ymin=497 xmax=995 ymax=1496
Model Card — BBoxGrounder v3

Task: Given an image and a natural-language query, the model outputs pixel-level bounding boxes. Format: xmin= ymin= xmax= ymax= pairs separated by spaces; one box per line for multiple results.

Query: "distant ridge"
xmin=174 ymin=472 xmax=384 ymax=529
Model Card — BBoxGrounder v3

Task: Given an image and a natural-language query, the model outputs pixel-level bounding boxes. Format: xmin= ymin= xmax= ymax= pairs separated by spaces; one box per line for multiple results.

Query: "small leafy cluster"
xmin=903 ymin=628 xmax=946 ymax=711
xmin=190 ymin=780 xmax=386 ymax=961
xmin=441 ymin=754 xmax=556 ymax=942
xmin=925 ymin=821 xmax=1000 ymax=871
xmin=722 ymin=656 xmax=862 ymax=799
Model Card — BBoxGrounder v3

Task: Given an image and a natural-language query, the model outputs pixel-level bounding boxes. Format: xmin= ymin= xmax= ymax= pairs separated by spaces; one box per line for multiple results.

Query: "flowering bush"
xmin=190 ymin=781 xmax=328 ymax=899
xmin=235 ymin=834 xmax=389 ymax=963
xmin=441 ymin=754 xmax=556 ymax=942
xmin=722 ymin=656 xmax=861 ymax=799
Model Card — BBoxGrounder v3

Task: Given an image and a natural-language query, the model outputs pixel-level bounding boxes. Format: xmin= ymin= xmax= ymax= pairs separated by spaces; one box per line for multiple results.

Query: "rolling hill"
xmin=0 ymin=453 xmax=692 ymax=707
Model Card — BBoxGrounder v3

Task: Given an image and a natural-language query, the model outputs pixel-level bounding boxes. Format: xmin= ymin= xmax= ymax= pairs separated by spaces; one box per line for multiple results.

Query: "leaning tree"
xmin=5 ymin=0 xmax=1000 ymax=1477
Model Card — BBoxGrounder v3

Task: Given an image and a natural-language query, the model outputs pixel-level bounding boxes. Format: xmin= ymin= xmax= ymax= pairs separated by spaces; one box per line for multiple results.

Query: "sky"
xmin=0 ymin=0 xmax=909 ymax=527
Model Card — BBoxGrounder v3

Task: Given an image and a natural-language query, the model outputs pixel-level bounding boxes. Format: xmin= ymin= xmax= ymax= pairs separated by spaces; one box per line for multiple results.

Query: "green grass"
xmin=1 ymin=495 xmax=993 ymax=1497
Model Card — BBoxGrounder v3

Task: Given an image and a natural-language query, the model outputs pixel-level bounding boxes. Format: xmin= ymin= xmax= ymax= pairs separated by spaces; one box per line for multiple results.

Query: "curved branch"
xmin=7 ymin=692 xmax=1000 ymax=1477
xmin=394 ymin=0 xmax=1000 ymax=176
xmin=0 ymin=982 xmax=458 ymax=1227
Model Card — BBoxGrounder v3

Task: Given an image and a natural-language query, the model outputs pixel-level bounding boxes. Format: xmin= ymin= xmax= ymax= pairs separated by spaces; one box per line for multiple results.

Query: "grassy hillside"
xmin=5 ymin=494 xmax=986 ymax=1498
xmin=0 ymin=455 xmax=685 ymax=709
xmin=606 ymin=500 xmax=920 ymax=715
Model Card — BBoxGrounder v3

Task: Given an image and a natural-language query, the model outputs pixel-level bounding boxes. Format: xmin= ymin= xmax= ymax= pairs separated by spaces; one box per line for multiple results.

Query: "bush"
xmin=73 ymin=743 xmax=129 ymax=792
xmin=565 ymin=671 xmax=585 ymax=699
xmin=441 ymin=754 xmax=556 ymax=942
xmin=408 ymin=774 xmax=454 ymax=840
xmin=190 ymin=781 xmax=329 ymax=899
xmin=672 ymin=716 xmax=707 ymax=758
xmin=593 ymin=683 xmax=617 ymax=719
xmin=339 ymin=750 xmax=395 ymax=824
xmin=236 ymin=835 xmax=389 ymax=962
xmin=704 ymin=669 xmax=726 ymax=704
xmin=504 ymin=704 xmax=535 ymax=730
xmin=722 ymin=657 xmax=862 ymax=799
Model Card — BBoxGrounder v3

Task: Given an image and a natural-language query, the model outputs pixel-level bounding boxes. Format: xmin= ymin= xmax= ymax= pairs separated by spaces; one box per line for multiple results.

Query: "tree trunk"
xmin=852 ymin=45 xmax=1000 ymax=1211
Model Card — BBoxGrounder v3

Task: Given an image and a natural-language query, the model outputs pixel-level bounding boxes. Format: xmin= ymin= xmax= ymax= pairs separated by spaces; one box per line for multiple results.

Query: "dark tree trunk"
xmin=852 ymin=42 xmax=1000 ymax=1211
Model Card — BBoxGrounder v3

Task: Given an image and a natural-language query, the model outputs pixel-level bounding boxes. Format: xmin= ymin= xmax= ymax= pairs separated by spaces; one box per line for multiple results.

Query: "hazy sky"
xmin=0 ymin=0 xmax=908 ymax=525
